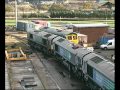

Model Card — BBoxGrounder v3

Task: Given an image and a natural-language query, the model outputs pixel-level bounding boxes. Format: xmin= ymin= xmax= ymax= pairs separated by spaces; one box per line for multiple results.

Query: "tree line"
xmin=49 ymin=10 xmax=114 ymax=18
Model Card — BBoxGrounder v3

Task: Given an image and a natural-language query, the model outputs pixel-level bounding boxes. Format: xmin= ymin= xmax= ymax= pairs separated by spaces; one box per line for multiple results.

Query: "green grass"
xmin=5 ymin=19 xmax=115 ymax=28
xmin=5 ymin=20 xmax=16 ymax=22
xmin=5 ymin=23 xmax=16 ymax=26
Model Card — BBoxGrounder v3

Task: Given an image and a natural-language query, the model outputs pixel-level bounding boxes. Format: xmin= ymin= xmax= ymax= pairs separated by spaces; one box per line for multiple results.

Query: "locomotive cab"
xmin=66 ymin=32 xmax=79 ymax=44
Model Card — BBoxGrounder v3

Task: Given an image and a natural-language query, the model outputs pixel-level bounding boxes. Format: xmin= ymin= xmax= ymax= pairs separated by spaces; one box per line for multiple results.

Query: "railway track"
xmin=5 ymin=62 xmax=11 ymax=89
xmin=5 ymin=34 xmax=46 ymax=89
xmin=5 ymin=33 xmax=28 ymax=46
xmin=32 ymin=50 xmax=61 ymax=89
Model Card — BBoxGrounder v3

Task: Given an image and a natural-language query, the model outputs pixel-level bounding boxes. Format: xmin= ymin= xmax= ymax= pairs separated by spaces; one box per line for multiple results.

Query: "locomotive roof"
xmin=28 ymin=30 xmax=57 ymax=39
xmin=55 ymin=38 xmax=79 ymax=54
xmin=29 ymin=30 xmax=47 ymax=35
xmin=54 ymin=36 xmax=93 ymax=55
xmin=17 ymin=20 xmax=31 ymax=23
xmin=83 ymin=53 xmax=114 ymax=82
xmin=47 ymin=34 xmax=58 ymax=40
xmin=42 ymin=28 xmax=73 ymax=37
xmin=76 ymin=49 xmax=92 ymax=58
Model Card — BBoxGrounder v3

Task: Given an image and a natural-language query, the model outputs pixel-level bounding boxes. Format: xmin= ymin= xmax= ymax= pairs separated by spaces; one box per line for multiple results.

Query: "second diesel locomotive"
xmin=41 ymin=27 xmax=79 ymax=44
xmin=27 ymin=30 xmax=114 ymax=90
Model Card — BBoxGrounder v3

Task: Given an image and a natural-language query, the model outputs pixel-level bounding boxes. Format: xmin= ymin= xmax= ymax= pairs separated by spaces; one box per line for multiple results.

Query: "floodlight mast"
xmin=15 ymin=0 xmax=17 ymax=28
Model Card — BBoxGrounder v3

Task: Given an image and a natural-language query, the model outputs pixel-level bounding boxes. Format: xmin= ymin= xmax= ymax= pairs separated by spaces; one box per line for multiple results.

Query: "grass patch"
xmin=5 ymin=23 xmax=15 ymax=26
xmin=5 ymin=20 xmax=16 ymax=22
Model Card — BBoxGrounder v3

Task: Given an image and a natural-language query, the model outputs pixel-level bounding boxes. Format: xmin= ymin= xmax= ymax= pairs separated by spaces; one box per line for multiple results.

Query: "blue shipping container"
xmin=98 ymin=35 xmax=114 ymax=45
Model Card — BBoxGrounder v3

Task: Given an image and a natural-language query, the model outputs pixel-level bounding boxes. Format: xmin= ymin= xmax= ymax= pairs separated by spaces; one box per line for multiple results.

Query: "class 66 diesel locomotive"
xmin=40 ymin=27 xmax=79 ymax=44
xmin=27 ymin=30 xmax=114 ymax=90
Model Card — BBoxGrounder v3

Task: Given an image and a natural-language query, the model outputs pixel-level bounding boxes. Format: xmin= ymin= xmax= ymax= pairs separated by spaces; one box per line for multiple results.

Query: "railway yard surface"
xmin=5 ymin=24 xmax=114 ymax=90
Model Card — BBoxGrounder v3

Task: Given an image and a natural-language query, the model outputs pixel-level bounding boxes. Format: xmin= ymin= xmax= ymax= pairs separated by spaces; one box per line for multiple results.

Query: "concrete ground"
xmin=5 ymin=62 xmax=10 ymax=90
xmin=6 ymin=60 xmax=45 ymax=89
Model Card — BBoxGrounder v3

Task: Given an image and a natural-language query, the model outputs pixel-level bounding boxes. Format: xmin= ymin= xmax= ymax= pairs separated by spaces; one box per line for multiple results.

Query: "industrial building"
xmin=73 ymin=24 xmax=109 ymax=44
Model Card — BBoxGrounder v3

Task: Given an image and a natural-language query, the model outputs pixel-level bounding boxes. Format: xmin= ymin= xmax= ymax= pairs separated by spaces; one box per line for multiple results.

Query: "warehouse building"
xmin=73 ymin=24 xmax=109 ymax=45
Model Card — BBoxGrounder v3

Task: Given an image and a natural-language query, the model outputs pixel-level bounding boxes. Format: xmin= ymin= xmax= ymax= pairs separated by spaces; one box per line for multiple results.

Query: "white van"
xmin=100 ymin=39 xmax=115 ymax=50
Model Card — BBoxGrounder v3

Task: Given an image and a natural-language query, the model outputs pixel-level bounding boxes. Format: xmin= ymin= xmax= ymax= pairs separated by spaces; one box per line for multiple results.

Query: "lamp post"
xmin=105 ymin=9 xmax=107 ymax=24
xmin=15 ymin=0 xmax=17 ymax=28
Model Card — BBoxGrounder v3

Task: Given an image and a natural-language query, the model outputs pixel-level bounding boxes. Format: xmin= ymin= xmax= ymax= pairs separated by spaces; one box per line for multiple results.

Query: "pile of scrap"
xmin=5 ymin=47 xmax=27 ymax=61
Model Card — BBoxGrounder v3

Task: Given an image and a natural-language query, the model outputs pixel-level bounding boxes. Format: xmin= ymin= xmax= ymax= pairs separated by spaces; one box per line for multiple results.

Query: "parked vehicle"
xmin=100 ymin=39 xmax=115 ymax=50
xmin=94 ymin=34 xmax=114 ymax=48
xmin=27 ymin=30 xmax=114 ymax=90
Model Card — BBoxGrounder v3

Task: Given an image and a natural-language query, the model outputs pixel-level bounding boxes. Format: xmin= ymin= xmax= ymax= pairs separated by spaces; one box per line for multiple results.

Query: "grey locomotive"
xmin=27 ymin=30 xmax=114 ymax=90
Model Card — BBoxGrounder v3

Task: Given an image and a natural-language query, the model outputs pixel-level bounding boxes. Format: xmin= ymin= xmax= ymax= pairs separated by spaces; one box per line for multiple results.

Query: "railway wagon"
xmin=27 ymin=30 xmax=114 ymax=90
xmin=41 ymin=27 xmax=81 ymax=44
xmin=17 ymin=21 xmax=35 ymax=31
xmin=32 ymin=20 xmax=51 ymax=28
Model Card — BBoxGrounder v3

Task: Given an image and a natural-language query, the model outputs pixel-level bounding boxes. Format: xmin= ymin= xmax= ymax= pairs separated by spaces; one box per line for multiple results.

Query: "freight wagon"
xmin=32 ymin=20 xmax=51 ymax=28
xmin=17 ymin=21 xmax=35 ymax=31
xmin=27 ymin=30 xmax=114 ymax=90
xmin=17 ymin=20 xmax=46 ymax=31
